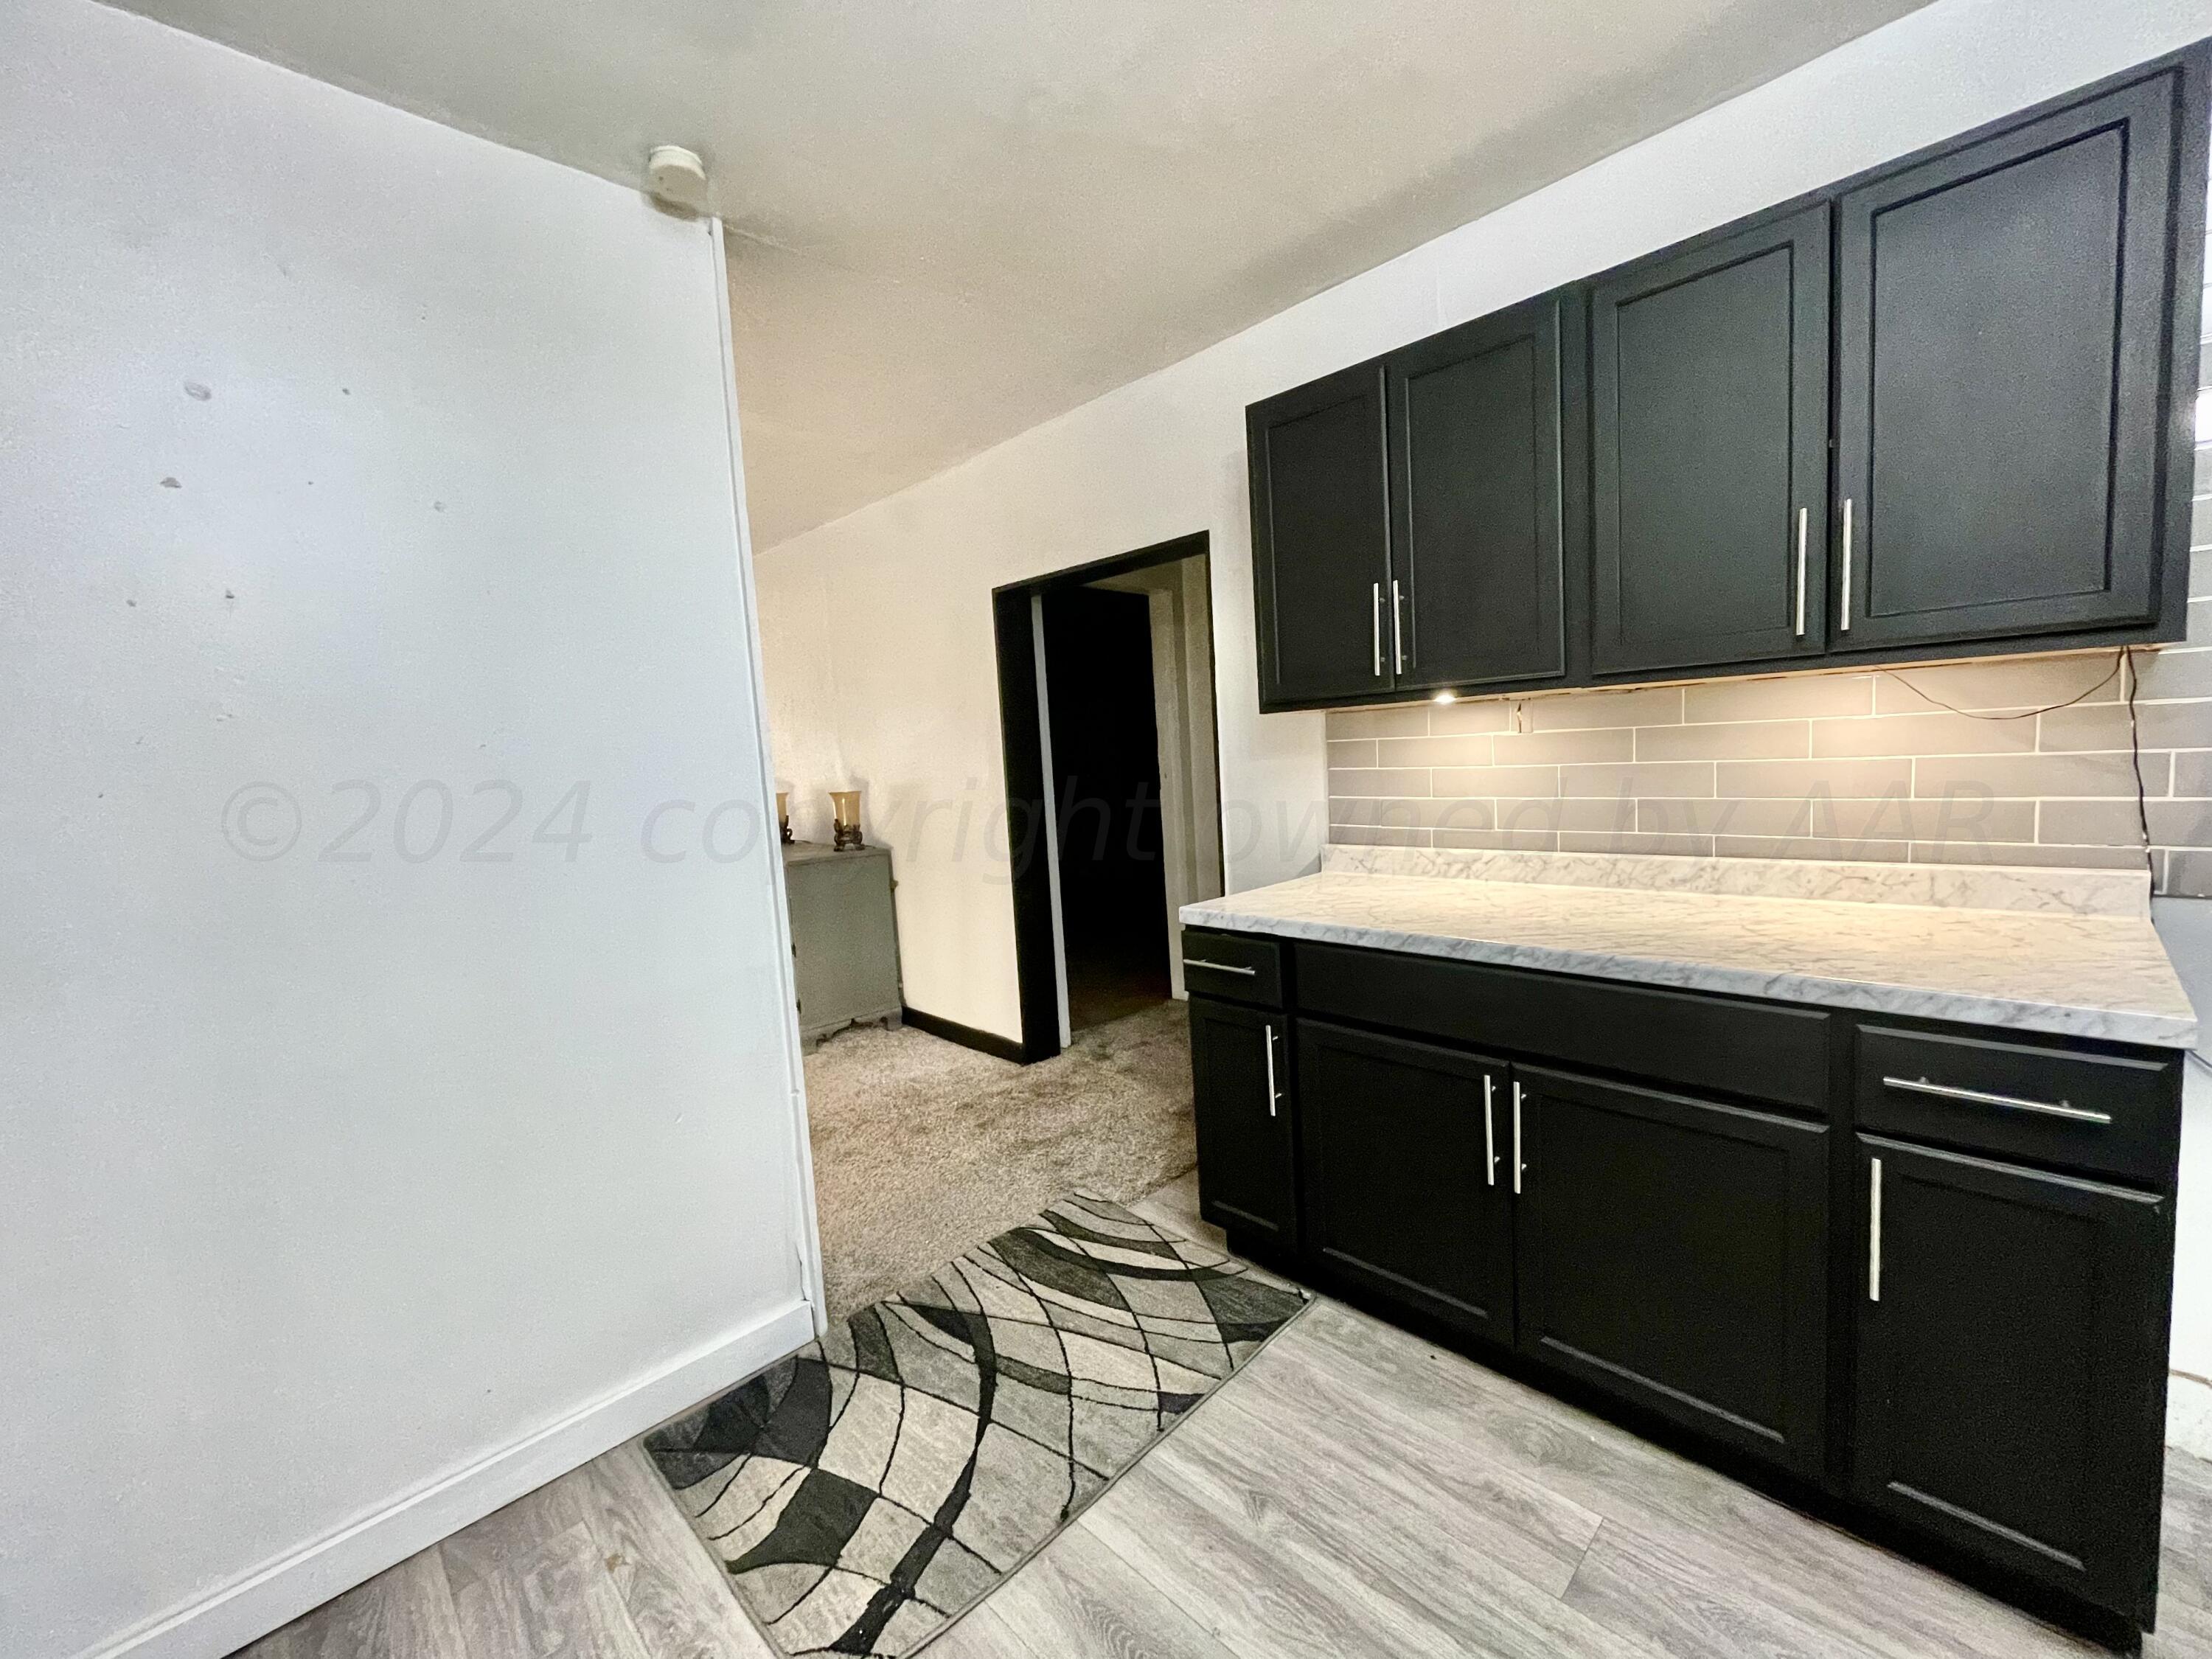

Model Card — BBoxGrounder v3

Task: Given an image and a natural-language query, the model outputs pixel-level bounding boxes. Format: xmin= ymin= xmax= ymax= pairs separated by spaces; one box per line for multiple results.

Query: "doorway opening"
xmin=992 ymin=532 xmax=1225 ymax=1060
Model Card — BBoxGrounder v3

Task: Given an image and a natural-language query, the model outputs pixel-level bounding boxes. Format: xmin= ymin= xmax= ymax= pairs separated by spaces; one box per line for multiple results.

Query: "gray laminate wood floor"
xmin=237 ymin=1172 xmax=2212 ymax=1659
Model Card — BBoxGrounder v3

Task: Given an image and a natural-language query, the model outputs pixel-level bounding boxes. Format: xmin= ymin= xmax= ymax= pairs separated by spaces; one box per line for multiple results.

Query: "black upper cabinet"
xmin=1296 ymin=1021 xmax=1515 ymax=1341
xmin=1387 ymin=296 xmax=1568 ymax=689
xmin=1834 ymin=74 xmax=2185 ymax=650
xmin=1853 ymin=1135 xmax=2171 ymax=1622
xmin=1187 ymin=996 xmax=1298 ymax=1248
xmin=1242 ymin=49 xmax=2205 ymax=712
xmin=1590 ymin=206 xmax=1831 ymax=675
xmin=1514 ymin=1066 xmax=1829 ymax=1478
xmin=1248 ymin=363 xmax=1392 ymax=708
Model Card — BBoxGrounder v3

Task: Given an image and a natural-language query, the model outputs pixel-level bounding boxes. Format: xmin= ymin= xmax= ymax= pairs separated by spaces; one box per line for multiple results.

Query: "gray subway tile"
xmin=1327 ymin=706 xmax=1430 ymax=740
xmin=1429 ymin=699 xmax=1517 ymax=736
xmin=1683 ymin=673 xmax=1873 ymax=723
xmin=1432 ymin=764 xmax=1562 ymax=799
xmin=1911 ymin=751 xmax=2148 ymax=800
xmin=1636 ymin=720 xmax=1809 ymax=762
xmin=1325 ymin=739 xmax=1378 ymax=768
xmin=1559 ymin=761 xmax=1714 ymax=798
xmin=2172 ymin=750 xmax=2212 ymax=796
xmin=2034 ymin=799 xmax=2149 ymax=847
xmin=1326 ymin=767 xmax=1433 ymax=799
xmin=1558 ymin=830 xmax=1715 ymax=858
xmin=1910 ymin=840 xmax=2147 ymax=869
xmin=1525 ymin=685 xmax=1684 ymax=731
xmin=1715 ymin=836 xmax=1916 ymax=863
xmin=1646 ymin=796 xmax=2032 ymax=844
xmin=1809 ymin=711 xmax=2037 ymax=759
xmin=1714 ymin=758 xmax=1912 ymax=799
xmin=1377 ymin=734 xmax=1496 ymax=768
xmin=1492 ymin=727 xmax=1634 ymax=765
xmin=2038 ymin=703 xmax=2144 ymax=753
xmin=2165 ymin=849 xmax=2212 ymax=895
xmin=2134 ymin=647 xmax=2212 ymax=703
xmin=1432 ymin=827 xmax=1559 ymax=852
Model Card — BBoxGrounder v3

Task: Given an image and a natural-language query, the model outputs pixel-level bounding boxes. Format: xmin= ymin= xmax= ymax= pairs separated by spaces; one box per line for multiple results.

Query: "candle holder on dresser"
xmin=830 ymin=788 xmax=864 ymax=852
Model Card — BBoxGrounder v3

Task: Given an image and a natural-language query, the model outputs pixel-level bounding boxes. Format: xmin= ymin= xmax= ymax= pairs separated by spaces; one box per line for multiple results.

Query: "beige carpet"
xmin=802 ymin=1001 xmax=1197 ymax=1318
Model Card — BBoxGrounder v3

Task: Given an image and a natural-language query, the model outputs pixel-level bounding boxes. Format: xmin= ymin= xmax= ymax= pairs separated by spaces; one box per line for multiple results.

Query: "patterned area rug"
xmin=644 ymin=1192 xmax=1308 ymax=1657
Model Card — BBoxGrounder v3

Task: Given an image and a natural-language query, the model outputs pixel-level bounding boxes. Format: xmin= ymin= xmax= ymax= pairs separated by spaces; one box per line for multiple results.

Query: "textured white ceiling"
xmin=113 ymin=0 xmax=1927 ymax=546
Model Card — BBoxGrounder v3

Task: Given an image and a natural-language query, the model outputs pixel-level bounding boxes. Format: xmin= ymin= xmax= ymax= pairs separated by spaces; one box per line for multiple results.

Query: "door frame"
xmin=991 ymin=531 xmax=1221 ymax=1062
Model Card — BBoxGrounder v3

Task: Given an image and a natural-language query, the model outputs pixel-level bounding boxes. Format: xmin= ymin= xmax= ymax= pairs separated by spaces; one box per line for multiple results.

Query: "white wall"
xmin=755 ymin=0 xmax=2212 ymax=1045
xmin=0 ymin=4 xmax=818 ymax=1658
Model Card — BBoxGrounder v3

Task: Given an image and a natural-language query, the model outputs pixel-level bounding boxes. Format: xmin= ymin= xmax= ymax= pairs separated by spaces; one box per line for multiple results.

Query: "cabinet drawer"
xmin=1297 ymin=941 xmax=1829 ymax=1111
xmin=1181 ymin=929 xmax=1285 ymax=1007
xmin=1854 ymin=1026 xmax=2178 ymax=1186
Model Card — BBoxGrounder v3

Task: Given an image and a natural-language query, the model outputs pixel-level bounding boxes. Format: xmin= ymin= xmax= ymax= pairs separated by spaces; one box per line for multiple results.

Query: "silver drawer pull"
xmin=1512 ymin=1079 xmax=1524 ymax=1195
xmin=1840 ymin=497 xmax=1854 ymax=632
xmin=1880 ymin=1075 xmax=2112 ymax=1126
xmin=1184 ymin=958 xmax=1258 ymax=977
xmin=1868 ymin=1157 xmax=1882 ymax=1303
xmin=1793 ymin=507 xmax=1808 ymax=638
xmin=1483 ymin=1075 xmax=1497 ymax=1188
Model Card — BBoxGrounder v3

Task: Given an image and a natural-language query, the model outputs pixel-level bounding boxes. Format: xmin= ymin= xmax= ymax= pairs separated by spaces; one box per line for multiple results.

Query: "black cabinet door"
xmin=1296 ymin=1020 xmax=1514 ymax=1341
xmin=1853 ymin=1135 xmax=2170 ymax=1623
xmin=1514 ymin=1066 xmax=1829 ymax=1477
xmin=1386 ymin=296 xmax=1567 ymax=690
xmin=1834 ymin=74 xmax=2184 ymax=650
xmin=1189 ymin=996 xmax=1298 ymax=1248
xmin=1248 ymin=362 xmax=1392 ymax=708
xmin=1590 ymin=206 xmax=1830 ymax=675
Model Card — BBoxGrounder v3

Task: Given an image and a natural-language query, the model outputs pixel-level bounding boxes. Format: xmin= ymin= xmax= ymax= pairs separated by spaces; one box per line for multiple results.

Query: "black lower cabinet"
xmin=1186 ymin=934 xmax=2183 ymax=1644
xmin=1514 ymin=1067 xmax=1829 ymax=1478
xmin=1296 ymin=1021 xmax=1513 ymax=1340
xmin=1188 ymin=996 xmax=1297 ymax=1248
xmin=1853 ymin=1134 xmax=2171 ymax=1624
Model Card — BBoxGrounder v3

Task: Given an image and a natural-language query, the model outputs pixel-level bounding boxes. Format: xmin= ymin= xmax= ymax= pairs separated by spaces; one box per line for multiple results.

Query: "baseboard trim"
xmin=79 ymin=1298 xmax=816 ymax=1659
xmin=900 ymin=1005 xmax=1037 ymax=1063
xmin=2171 ymin=1371 xmax=2212 ymax=1461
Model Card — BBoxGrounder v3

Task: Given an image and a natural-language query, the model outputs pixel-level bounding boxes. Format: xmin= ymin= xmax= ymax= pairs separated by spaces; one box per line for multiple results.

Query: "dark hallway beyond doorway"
xmin=1042 ymin=585 xmax=1172 ymax=1031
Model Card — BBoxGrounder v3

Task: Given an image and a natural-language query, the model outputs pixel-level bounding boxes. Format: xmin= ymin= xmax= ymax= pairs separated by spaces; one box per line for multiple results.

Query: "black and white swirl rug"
xmin=644 ymin=1192 xmax=1307 ymax=1656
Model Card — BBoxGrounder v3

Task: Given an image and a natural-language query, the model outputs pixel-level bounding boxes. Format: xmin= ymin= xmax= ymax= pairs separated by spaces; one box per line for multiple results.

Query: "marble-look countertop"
xmin=1182 ymin=849 xmax=2197 ymax=1048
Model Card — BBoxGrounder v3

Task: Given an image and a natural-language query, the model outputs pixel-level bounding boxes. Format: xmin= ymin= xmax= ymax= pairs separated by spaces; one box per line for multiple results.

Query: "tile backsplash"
xmin=1326 ymin=627 xmax=2212 ymax=897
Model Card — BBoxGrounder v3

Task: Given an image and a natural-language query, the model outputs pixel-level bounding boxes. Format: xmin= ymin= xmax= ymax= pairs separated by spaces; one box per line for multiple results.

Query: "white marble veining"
xmin=1184 ymin=855 xmax=2195 ymax=1048
xmin=1321 ymin=844 xmax=2152 ymax=919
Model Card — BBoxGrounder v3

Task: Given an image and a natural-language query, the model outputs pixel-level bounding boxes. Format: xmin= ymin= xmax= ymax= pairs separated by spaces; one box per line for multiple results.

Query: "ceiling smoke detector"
xmin=644 ymin=145 xmax=710 ymax=215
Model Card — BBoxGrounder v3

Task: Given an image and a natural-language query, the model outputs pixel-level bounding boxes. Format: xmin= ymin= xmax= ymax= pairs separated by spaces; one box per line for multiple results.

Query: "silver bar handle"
xmin=1371 ymin=582 xmax=1383 ymax=677
xmin=1183 ymin=958 xmax=1256 ymax=977
xmin=1880 ymin=1075 xmax=2112 ymax=1126
xmin=1512 ymin=1079 xmax=1524 ymax=1195
xmin=1793 ymin=507 xmax=1808 ymax=638
xmin=1391 ymin=578 xmax=1406 ymax=673
xmin=1264 ymin=1023 xmax=1280 ymax=1119
xmin=1484 ymin=1075 xmax=1497 ymax=1188
xmin=1868 ymin=1156 xmax=1882 ymax=1303
xmin=1839 ymin=498 xmax=1854 ymax=631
